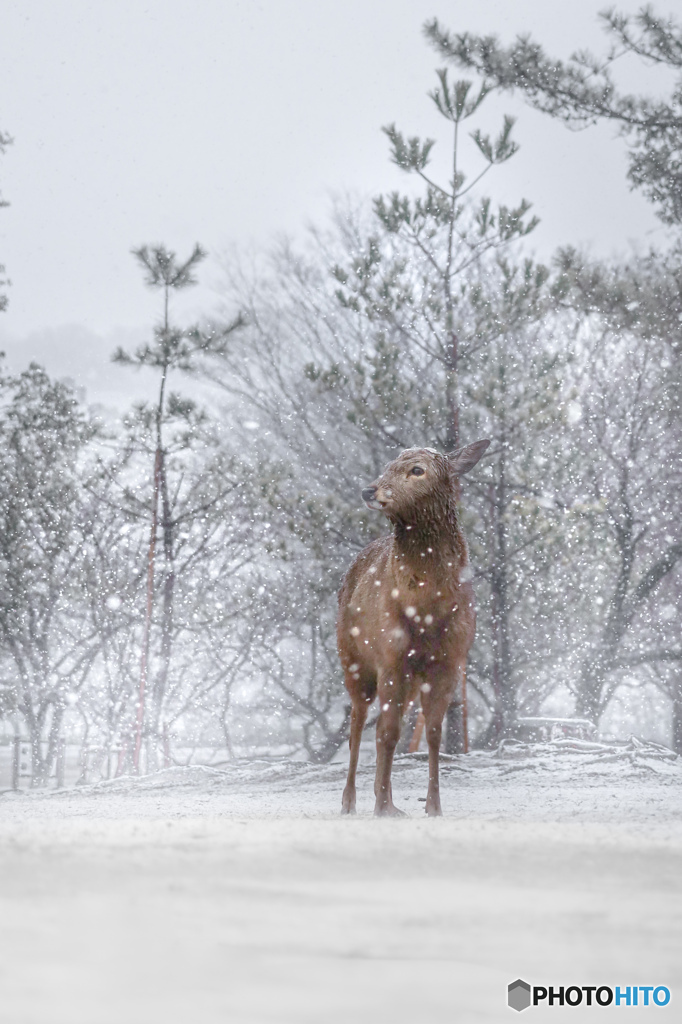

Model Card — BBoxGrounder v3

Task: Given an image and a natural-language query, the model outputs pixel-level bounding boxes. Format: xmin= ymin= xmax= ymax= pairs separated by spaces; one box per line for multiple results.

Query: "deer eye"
xmin=410 ymin=466 xmax=425 ymax=476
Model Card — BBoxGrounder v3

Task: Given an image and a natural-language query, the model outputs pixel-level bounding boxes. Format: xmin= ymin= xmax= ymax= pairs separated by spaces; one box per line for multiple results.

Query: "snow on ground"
xmin=1 ymin=740 xmax=681 ymax=1023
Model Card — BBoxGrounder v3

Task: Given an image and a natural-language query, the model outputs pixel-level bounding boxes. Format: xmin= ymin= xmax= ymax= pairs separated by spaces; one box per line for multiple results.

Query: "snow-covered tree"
xmin=113 ymin=243 xmax=244 ymax=768
xmin=0 ymin=365 xmax=96 ymax=783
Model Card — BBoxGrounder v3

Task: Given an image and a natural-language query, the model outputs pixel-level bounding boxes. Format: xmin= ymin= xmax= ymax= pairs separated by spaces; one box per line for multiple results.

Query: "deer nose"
xmin=361 ymin=487 xmax=377 ymax=502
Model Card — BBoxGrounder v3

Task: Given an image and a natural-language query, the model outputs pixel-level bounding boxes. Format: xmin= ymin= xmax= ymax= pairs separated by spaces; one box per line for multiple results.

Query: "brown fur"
xmin=337 ymin=440 xmax=490 ymax=816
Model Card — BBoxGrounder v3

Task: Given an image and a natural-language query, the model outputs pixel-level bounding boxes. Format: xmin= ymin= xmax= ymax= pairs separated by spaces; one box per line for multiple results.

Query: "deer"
xmin=337 ymin=440 xmax=490 ymax=817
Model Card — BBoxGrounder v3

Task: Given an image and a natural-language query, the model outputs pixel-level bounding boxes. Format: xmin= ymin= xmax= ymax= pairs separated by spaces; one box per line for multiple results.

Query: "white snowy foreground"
xmin=1 ymin=740 xmax=681 ymax=1023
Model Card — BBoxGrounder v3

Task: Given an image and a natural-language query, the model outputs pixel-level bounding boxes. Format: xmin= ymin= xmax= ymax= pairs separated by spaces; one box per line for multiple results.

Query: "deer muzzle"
xmin=361 ymin=486 xmax=385 ymax=511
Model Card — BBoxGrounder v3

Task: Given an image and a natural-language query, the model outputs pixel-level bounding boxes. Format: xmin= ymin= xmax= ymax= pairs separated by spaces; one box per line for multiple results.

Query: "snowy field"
xmin=1 ymin=740 xmax=681 ymax=1023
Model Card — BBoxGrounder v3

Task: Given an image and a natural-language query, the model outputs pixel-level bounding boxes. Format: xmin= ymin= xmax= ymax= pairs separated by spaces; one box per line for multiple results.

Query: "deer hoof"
xmin=374 ymin=804 xmax=408 ymax=818
xmin=341 ymin=788 xmax=356 ymax=815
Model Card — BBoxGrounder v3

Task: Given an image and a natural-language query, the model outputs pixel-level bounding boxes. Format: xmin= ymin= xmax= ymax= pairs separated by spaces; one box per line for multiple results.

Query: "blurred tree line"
xmin=1 ymin=5 xmax=681 ymax=781
xmin=0 ymin=124 xmax=12 ymax=312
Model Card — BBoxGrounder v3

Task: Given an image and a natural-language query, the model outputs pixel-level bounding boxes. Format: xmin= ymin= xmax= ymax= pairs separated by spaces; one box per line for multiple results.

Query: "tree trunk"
xmin=152 ymin=447 xmax=175 ymax=746
xmin=488 ymin=444 xmax=516 ymax=744
xmin=26 ymin=704 xmax=48 ymax=787
xmin=45 ymin=704 xmax=64 ymax=782
xmin=397 ymin=703 xmax=419 ymax=753
xmin=574 ymin=646 xmax=617 ymax=725
xmin=29 ymin=730 xmax=46 ymax=787
xmin=444 ymin=700 xmax=466 ymax=754
xmin=444 ymin=332 xmax=460 ymax=454
xmin=672 ymin=679 xmax=682 ymax=755
xmin=443 ymin=331 xmax=467 ymax=753
xmin=304 ymin=705 xmax=352 ymax=764
xmin=574 ymin=483 xmax=635 ymax=729
xmin=135 ymin=446 xmax=162 ymax=773
xmin=28 ymin=703 xmax=63 ymax=787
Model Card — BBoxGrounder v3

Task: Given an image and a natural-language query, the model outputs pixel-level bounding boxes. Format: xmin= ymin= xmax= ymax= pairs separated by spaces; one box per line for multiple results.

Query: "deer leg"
xmin=421 ymin=686 xmax=452 ymax=817
xmin=374 ymin=698 xmax=406 ymax=817
xmin=342 ymin=698 xmax=368 ymax=815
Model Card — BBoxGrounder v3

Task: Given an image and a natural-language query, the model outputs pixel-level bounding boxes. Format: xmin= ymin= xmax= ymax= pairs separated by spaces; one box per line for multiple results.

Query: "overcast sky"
xmin=0 ymin=0 xmax=673 ymax=407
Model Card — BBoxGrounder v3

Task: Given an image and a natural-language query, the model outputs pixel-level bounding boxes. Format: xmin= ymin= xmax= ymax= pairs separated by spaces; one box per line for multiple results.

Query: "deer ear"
xmin=448 ymin=439 xmax=491 ymax=476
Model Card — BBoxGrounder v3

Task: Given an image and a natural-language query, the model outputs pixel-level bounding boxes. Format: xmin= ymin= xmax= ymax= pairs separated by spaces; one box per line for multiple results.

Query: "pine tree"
xmin=425 ymin=6 xmax=682 ymax=227
xmin=331 ymin=68 xmax=540 ymax=750
xmin=113 ymin=243 xmax=243 ymax=770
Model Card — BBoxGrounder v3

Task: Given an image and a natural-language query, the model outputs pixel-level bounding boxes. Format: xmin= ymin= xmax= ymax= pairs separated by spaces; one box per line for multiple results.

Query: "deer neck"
xmin=391 ymin=500 xmax=466 ymax=572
